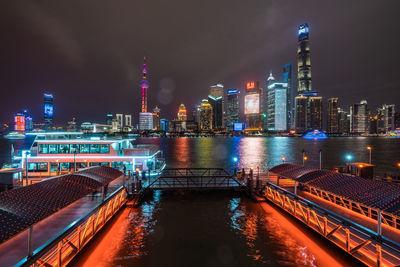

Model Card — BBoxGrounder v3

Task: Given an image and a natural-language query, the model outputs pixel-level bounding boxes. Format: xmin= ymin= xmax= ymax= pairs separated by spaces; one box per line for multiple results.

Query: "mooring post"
xmin=377 ymin=209 xmax=382 ymax=236
xmin=294 ymin=181 xmax=297 ymax=195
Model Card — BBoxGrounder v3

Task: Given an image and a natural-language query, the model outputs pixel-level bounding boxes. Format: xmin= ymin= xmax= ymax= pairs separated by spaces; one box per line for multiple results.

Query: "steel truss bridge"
xmin=144 ymin=168 xmax=246 ymax=190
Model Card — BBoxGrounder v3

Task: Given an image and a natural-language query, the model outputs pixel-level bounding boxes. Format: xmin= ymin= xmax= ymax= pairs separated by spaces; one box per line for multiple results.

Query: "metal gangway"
xmin=144 ymin=168 xmax=246 ymax=190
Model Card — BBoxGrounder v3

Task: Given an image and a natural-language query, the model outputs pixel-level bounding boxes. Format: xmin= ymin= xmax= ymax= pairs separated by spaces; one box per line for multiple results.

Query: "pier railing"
xmin=16 ymin=186 xmax=128 ymax=267
xmin=265 ymin=182 xmax=400 ymax=267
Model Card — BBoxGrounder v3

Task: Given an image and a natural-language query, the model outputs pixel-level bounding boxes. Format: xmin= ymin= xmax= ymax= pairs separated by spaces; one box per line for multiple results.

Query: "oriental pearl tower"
xmin=140 ymin=57 xmax=149 ymax=113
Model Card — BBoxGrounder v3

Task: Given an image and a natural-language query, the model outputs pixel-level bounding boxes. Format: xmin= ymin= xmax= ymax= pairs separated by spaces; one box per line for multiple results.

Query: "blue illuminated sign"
xmin=44 ymin=104 xmax=54 ymax=117
xmin=233 ymin=123 xmax=243 ymax=131
xmin=227 ymin=89 xmax=238 ymax=95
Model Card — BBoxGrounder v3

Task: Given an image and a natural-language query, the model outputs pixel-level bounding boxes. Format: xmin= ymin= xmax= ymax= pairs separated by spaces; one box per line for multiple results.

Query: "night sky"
xmin=1 ymin=0 xmax=399 ymax=125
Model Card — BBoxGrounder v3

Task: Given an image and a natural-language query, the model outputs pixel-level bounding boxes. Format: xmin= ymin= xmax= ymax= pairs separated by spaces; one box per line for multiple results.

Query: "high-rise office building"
xmin=377 ymin=104 xmax=395 ymax=133
xmin=44 ymin=93 xmax=54 ymax=130
xmin=297 ymin=24 xmax=315 ymax=96
xmin=208 ymin=95 xmax=223 ymax=130
xmin=267 ymin=82 xmax=288 ymax=131
xmin=160 ymin=119 xmax=169 ymax=132
xmin=106 ymin=114 xmax=113 ymax=125
xmin=226 ymin=89 xmax=239 ymax=131
xmin=177 ymin=104 xmax=187 ymax=121
xmin=309 ymin=97 xmax=323 ymax=130
xmin=22 ymin=109 xmax=33 ymax=132
xmin=193 ymin=104 xmax=201 ymax=128
xmin=152 ymin=106 xmax=161 ymax=130
xmin=283 ymin=63 xmax=294 ymax=129
xmin=262 ymin=72 xmax=275 ymax=130
xmin=294 ymin=95 xmax=308 ymax=133
xmin=125 ymin=114 xmax=132 ymax=127
xmin=350 ymin=100 xmax=369 ymax=133
xmin=139 ymin=112 xmax=153 ymax=130
xmin=14 ymin=113 xmax=26 ymax=132
xmin=210 ymin=84 xmax=224 ymax=128
xmin=245 ymin=81 xmax=261 ymax=131
xmin=200 ymin=99 xmax=213 ymax=131
xmin=338 ymin=108 xmax=349 ymax=133
xmin=327 ymin=98 xmax=339 ymax=133
xmin=116 ymin=114 xmax=123 ymax=131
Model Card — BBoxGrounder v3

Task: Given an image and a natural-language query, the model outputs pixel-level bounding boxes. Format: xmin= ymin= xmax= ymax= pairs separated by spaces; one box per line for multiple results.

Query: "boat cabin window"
xmin=48 ymin=144 xmax=59 ymax=154
xmin=37 ymin=143 xmax=110 ymax=154
xmin=28 ymin=163 xmax=48 ymax=172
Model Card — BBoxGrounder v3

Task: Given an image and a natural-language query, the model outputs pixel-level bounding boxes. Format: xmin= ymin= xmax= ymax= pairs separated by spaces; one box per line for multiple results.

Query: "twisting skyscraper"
xmin=140 ymin=57 xmax=149 ymax=113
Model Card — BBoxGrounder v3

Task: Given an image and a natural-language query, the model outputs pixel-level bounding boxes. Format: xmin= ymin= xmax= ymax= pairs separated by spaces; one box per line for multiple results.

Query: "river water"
xmin=2 ymin=136 xmax=400 ymax=266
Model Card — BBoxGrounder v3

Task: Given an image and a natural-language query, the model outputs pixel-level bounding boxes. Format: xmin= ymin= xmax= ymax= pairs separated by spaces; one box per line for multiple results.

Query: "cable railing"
xmin=264 ymin=182 xmax=400 ymax=267
xmin=16 ymin=186 xmax=128 ymax=267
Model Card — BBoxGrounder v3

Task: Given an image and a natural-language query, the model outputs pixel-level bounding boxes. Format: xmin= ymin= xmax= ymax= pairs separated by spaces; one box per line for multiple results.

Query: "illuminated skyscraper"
xmin=327 ymin=98 xmax=339 ymax=133
xmin=140 ymin=57 xmax=149 ymax=113
xmin=208 ymin=95 xmax=223 ymax=130
xmin=377 ymin=104 xmax=395 ymax=133
xmin=125 ymin=114 xmax=132 ymax=127
xmin=245 ymin=81 xmax=261 ymax=131
xmin=152 ymin=106 xmax=161 ymax=130
xmin=309 ymin=96 xmax=323 ymax=130
xmin=295 ymin=95 xmax=308 ymax=133
xmin=297 ymin=24 xmax=315 ymax=96
xmin=262 ymin=72 xmax=275 ymax=130
xmin=200 ymin=99 xmax=213 ymax=131
xmin=226 ymin=89 xmax=239 ymax=131
xmin=106 ymin=113 xmax=113 ymax=125
xmin=177 ymin=104 xmax=187 ymax=121
xmin=209 ymin=84 xmax=224 ymax=129
xmin=14 ymin=113 xmax=26 ymax=132
xmin=44 ymin=93 xmax=54 ymax=130
xmin=267 ymin=82 xmax=287 ymax=131
xmin=116 ymin=114 xmax=123 ymax=131
xmin=350 ymin=100 xmax=369 ymax=133
xmin=283 ymin=63 xmax=294 ymax=129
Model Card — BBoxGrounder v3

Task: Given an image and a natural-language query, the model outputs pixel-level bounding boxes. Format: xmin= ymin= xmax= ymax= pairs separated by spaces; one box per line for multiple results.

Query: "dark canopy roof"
xmin=270 ymin=163 xmax=400 ymax=216
xmin=0 ymin=166 xmax=122 ymax=244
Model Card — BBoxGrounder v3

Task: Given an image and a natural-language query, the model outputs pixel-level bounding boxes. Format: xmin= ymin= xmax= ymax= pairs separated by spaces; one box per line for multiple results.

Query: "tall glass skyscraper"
xmin=297 ymin=23 xmax=314 ymax=96
xmin=43 ymin=93 xmax=54 ymax=130
xmin=282 ymin=63 xmax=293 ymax=129
xmin=226 ymin=89 xmax=239 ymax=131
xmin=267 ymin=82 xmax=288 ymax=131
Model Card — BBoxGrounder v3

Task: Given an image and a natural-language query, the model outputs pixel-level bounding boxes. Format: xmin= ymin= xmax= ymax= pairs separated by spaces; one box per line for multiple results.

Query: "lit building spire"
xmin=267 ymin=71 xmax=275 ymax=82
xmin=140 ymin=57 xmax=149 ymax=113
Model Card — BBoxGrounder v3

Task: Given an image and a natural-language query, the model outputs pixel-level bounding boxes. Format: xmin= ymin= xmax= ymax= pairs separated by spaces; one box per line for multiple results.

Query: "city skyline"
xmin=1 ymin=1 xmax=400 ymax=124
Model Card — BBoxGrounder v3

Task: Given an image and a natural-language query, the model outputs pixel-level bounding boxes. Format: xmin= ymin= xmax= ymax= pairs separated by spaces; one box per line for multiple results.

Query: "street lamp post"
xmin=367 ymin=146 xmax=372 ymax=164
xmin=22 ymin=150 xmax=31 ymax=186
xmin=281 ymin=156 xmax=286 ymax=164
xmin=74 ymin=150 xmax=77 ymax=172
xmin=319 ymin=149 xmax=322 ymax=170
xmin=302 ymin=149 xmax=305 ymax=166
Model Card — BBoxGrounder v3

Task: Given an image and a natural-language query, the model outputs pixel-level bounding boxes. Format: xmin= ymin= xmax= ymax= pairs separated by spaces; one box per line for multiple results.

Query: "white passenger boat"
xmin=9 ymin=132 xmax=165 ymax=177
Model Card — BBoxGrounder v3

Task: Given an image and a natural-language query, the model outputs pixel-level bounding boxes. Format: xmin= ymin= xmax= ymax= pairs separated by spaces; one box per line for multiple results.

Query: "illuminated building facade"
xmin=377 ymin=104 xmax=396 ymax=133
xmin=327 ymin=98 xmax=339 ymax=133
xmin=338 ymin=108 xmax=349 ymax=133
xmin=350 ymin=100 xmax=369 ymax=133
xmin=210 ymin=84 xmax=224 ymax=128
xmin=294 ymin=95 xmax=308 ymax=132
xmin=208 ymin=95 xmax=223 ymax=129
xmin=267 ymin=82 xmax=288 ymax=131
xmin=177 ymin=104 xmax=187 ymax=121
xmin=245 ymin=81 xmax=261 ymax=131
xmin=44 ymin=93 xmax=54 ymax=130
xmin=226 ymin=89 xmax=239 ymax=131
xmin=139 ymin=112 xmax=153 ymax=130
xmin=283 ymin=63 xmax=294 ymax=129
xmin=106 ymin=113 xmax=113 ymax=125
xmin=152 ymin=106 xmax=161 ymax=130
xmin=14 ymin=113 xmax=26 ymax=132
xmin=116 ymin=114 xmax=123 ymax=131
xmin=262 ymin=72 xmax=275 ymax=130
xmin=160 ymin=119 xmax=169 ymax=132
xmin=200 ymin=99 xmax=213 ymax=131
xmin=309 ymin=96 xmax=323 ymax=130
